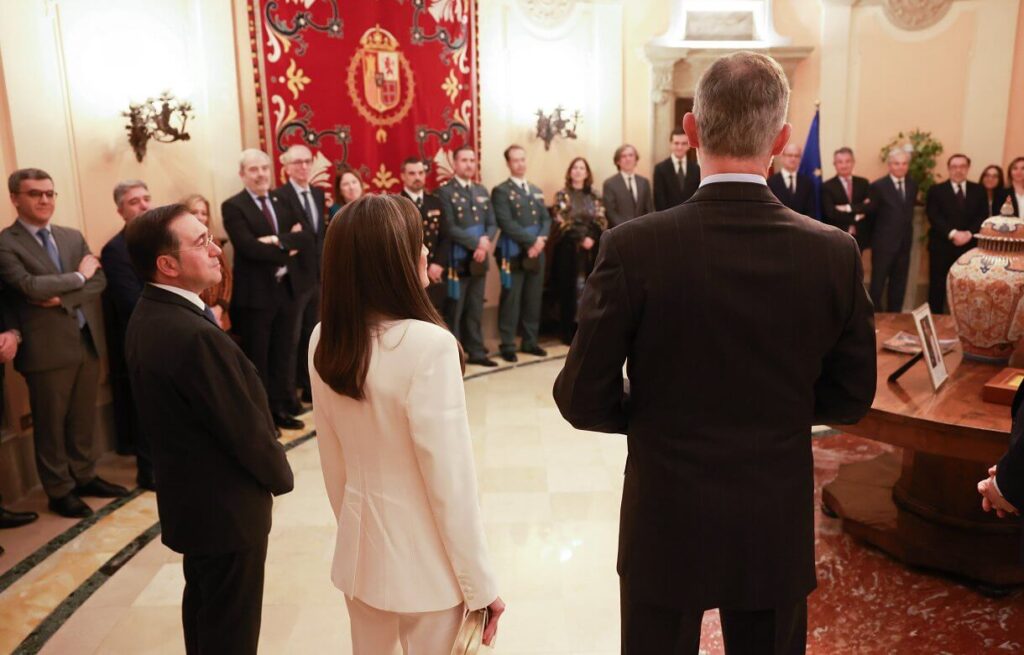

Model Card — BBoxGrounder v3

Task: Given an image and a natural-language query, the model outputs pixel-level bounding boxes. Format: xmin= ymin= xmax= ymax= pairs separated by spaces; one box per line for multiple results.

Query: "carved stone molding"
xmin=883 ymin=0 xmax=953 ymax=31
xmin=516 ymin=0 xmax=576 ymax=29
xmin=650 ymin=61 xmax=675 ymax=105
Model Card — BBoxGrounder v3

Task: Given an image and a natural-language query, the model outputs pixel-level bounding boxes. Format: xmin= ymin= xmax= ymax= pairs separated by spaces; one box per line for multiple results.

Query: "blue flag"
xmin=798 ymin=108 xmax=822 ymax=220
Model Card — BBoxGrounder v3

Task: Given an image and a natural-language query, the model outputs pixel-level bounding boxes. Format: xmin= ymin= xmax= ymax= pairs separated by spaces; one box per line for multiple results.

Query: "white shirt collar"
xmin=455 ymin=176 xmax=473 ymax=188
xmin=699 ymin=173 xmax=768 ymax=188
xmin=890 ymin=175 xmax=906 ymax=186
xmin=403 ymin=187 xmax=423 ymax=201
xmin=150 ymin=283 xmax=206 ymax=311
xmin=620 ymin=171 xmax=635 ymax=181
xmin=510 ymin=176 xmax=528 ymax=188
xmin=246 ymin=188 xmax=272 ymax=203
xmin=17 ymin=217 xmax=51 ymax=236
xmin=289 ymin=179 xmax=311 ymax=195
xmin=783 ymin=169 xmax=797 ymax=178
xmin=672 ymin=155 xmax=686 ymax=168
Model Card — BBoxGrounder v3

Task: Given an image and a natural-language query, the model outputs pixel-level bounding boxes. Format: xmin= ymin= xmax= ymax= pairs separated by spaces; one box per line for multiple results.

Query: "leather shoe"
xmin=76 ymin=477 xmax=129 ymax=498
xmin=301 ymin=389 xmax=313 ymax=404
xmin=468 ymin=356 xmax=498 ymax=368
xmin=500 ymin=352 xmax=518 ymax=363
xmin=273 ymin=413 xmax=305 ymax=430
xmin=0 ymin=506 xmax=39 ymax=529
xmin=49 ymin=493 xmax=93 ymax=519
xmin=521 ymin=345 xmax=548 ymax=357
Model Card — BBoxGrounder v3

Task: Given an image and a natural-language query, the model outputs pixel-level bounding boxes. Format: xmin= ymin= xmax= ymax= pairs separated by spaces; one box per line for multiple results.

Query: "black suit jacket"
xmin=275 ymin=181 xmax=327 ymax=281
xmin=768 ymin=171 xmax=817 ymax=217
xmin=222 ymin=189 xmax=315 ymax=308
xmin=925 ymin=180 xmax=987 ymax=252
xmin=552 ymin=182 xmax=876 ymax=610
xmin=100 ymin=229 xmax=143 ymax=373
xmin=653 ymin=156 xmax=700 ymax=211
xmin=868 ymin=176 xmax=918 ymax=255
xmin=126 ymin=285 xmax=293 ymax=555
xmin=999 ymin=384 xmax=1024 ymax=562
xmin=399 ymin=190 xmax=449 ymax=269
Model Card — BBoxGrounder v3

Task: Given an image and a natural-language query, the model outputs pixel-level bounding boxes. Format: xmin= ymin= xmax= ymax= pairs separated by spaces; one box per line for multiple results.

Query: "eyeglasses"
xmin=289 ymin=158 xmax=313 ymax=166
xmin=169 ymin=232 xmax=215 ymax=253
xmin=18 ymin=190 xmax=57 ymax=200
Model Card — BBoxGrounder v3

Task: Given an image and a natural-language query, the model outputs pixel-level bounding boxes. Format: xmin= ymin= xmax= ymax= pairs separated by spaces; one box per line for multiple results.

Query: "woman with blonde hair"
xmin=309 ymin=194 xmax=504 ymax=653
xmin=181 ymin=193 xmax=232 ymax=330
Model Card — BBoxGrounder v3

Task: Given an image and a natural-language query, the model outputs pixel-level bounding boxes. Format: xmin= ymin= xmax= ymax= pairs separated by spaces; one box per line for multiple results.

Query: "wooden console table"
xmin=822 ymin=313 xmax=1023 ymax=588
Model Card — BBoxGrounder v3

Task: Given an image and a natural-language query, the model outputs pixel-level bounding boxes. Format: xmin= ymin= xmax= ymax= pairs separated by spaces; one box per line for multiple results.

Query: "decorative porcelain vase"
xmin=947 ymin=199 xmax=1024 ymax=364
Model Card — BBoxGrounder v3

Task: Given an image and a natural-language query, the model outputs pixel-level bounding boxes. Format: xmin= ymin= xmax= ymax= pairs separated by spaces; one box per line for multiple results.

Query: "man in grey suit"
xmin=867 ymin=149 xmax=918 ymax=312
xmin=602 ymin=144 xmax=654 ymax=227
xmin=0 ymin=168 xmax=127 ymax=518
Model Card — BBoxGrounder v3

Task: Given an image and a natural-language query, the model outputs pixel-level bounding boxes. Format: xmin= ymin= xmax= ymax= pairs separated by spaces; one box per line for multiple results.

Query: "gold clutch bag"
xmin=450 ymin=608 xmax=488 ymax=655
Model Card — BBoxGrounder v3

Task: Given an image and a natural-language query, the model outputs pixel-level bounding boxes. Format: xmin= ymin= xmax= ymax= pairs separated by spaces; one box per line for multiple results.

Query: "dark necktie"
xmin=202 ymin=304 xmax=218 ymax=325
xmin=788 ymin=174 xmax=795 ymax=195
xmin=627 ymin=176 xmax=636 ymax=202
xmin=676 ymin=160 xmax=686 ymax=191
xmin=843 ymin=177 xmax=852 ymax=202
xmin=897 ymin=179 xmax=905 ymax=201
xmin=415 ymin=195 xmax=423 ymax=208
xmin=955 ymin=184 xmax=965 ymax=208
xmin=37 ymin=228 xmax=63 ymax=272
xmin=301 ymin=190 xmax=317 ymax=231
xmin=521 ymin=182 xmax=529 ymax=195
xmin=258 ymin=196 xmax=277 ymax=234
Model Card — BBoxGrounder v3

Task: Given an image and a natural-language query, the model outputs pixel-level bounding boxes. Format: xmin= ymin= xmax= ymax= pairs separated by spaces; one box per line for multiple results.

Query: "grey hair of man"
xmin=239 ymin=148 xmax=272 ymax=170
xmin=886 ymin=148 xmax=911 ymax=164
xmin=113 ymin=179 xmax=148 ymax=208
xmin=281 ymin=144 xmax=312 ymax=165
xmin=691 ymin=51 xmax=791 ymax=159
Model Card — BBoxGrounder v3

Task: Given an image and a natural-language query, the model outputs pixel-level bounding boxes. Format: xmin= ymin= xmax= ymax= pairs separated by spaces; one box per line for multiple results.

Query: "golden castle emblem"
xmin=346 ymin=25 xmax=416 ymax=143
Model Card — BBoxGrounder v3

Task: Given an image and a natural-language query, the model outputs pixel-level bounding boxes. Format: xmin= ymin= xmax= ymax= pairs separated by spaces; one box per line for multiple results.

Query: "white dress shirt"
xmin=783 ymin=169 xmax=798 ymax=192
xmin=672 ymin=155 xmax=687 ymax=177
xmin=621 ymin=172 xmax=638 ymax=201
xmin=403 ymin=187 xmax=424 ymax=206
xmin=245 ymin=189 xmax=287 ymax=279
xmin=699 ymin=173 xmax=768 ymax=188
xmin=150 ymin=283 xmax=205 ymax=310
xmin=309 ymin=319 xmax=498 ymax=613
xmin=17 ymin=218 xmax=86 ymax=284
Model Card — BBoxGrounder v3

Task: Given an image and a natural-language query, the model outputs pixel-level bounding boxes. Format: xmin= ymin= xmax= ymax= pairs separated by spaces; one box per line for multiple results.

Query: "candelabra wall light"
xmin=535 ymin=106 xmax=581 ymax=151
xmin=123 ymin=91 xmax=194 ymax=162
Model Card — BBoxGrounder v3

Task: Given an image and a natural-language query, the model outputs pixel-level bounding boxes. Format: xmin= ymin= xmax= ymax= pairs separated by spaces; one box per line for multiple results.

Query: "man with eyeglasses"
xmin=222 ymin=149 xmax=314 ymax=431
xmin=275 ymin=144 xmax=326 ymax=407
xmin=100 ymin=179 xmax=155 ymax=490
xmin=125 ymin=203 xmax=293 ymax=654
xmin=0 ymin=168 xmax=128 ymax=518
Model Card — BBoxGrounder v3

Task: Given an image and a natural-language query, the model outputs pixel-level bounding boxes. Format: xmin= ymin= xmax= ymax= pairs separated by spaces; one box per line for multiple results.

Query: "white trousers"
xmin=345 ymin=595 xmax=465 ymax=655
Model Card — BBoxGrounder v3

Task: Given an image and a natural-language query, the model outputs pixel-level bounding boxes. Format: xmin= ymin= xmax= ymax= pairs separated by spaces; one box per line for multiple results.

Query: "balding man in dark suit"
xmin=554 ymin=52 xmax=876 ymax=654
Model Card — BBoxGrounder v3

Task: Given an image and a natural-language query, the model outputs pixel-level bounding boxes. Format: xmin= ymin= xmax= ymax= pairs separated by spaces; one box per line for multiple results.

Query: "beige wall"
xmin=1006 ymin=0 xmax=1024 ymax=164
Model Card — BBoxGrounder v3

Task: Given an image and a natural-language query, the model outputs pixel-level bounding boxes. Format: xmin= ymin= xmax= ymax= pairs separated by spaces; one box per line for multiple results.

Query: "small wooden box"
xmin=982 ymin=367 xmax=1024 ymax=405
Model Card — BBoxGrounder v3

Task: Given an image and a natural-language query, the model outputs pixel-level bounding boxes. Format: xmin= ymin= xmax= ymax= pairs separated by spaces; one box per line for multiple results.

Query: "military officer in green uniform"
xmin=437 ymin=145 xmax=498 ymax=367
xmin=493 ymin=145 xmax=552 ymax=362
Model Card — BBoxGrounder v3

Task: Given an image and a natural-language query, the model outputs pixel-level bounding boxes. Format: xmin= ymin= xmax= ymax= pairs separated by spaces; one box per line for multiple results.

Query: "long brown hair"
xmin=564 ymin=156 xmax=594 ymax=194
xmin=314 ymin=194 xmax=458 ymax=399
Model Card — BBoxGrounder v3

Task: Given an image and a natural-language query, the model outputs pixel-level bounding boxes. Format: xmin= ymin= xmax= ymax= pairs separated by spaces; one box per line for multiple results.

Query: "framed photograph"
xmin=912 ymin=304 xmax=948 ymax=391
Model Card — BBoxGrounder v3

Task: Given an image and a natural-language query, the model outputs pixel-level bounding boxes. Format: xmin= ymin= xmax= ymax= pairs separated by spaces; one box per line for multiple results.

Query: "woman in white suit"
xmin=309 ymin=194 xmax=504 ymax=654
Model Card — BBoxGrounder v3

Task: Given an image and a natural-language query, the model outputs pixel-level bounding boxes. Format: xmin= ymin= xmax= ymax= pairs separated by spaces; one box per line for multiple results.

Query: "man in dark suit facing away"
xmin=867 ymin=148 xmax=918 ymax=312
xmin=100 ymin=179 xmax=155 ymax=489
xmin=653 ymin=127 xmax=701 ymax=211
xmin=275 ymin=144 xmax=327 ymax=406
xmin=553 ymin=52 xmax=877 ymax=654
xmin=821 ymin=147 xmax=872 ymax=251
xmin=125 ymin=204 xmax=294 ymax=655
xmin=925 ymin=153 xmax=988 ymax=314
xmin=768 ymin=143 xmax=817 ymax=218
xmin=222 ymin=149 xmax=314 ymax=430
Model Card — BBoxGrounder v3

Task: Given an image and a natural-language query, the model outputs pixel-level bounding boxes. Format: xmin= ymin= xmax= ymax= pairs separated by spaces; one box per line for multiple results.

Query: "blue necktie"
xmin=202 ymin=304 xmax=218 ymax=325
xmin=37 ymin=228 xmax=63 ymax=272
xmin=301 ymin=190 xmax=317 ymax=231
xmin=38 ymin=228 xmax=86 ymax=328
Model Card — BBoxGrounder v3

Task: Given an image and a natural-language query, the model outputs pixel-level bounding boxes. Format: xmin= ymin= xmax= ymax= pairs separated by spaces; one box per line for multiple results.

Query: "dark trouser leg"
xmin=619 ymin=576 xmax=702 ymax=655
xmin=461 ymin=275 xmax=487 ymax=359
xmin=294 ymin=282 xmax=320 ymax=397
xmin=25 ymin=367 xmax=77 ymax=498
xmin=427 ymin=280 xmax=447 ymax=314
xmin=886 ymin=240 xmax=912 ymax=313
xmin=520 ymin=253 xmax=544 ymax=350
xmin=928 ymin=246 xmax=956 ymax=314
xmin=231 ymin=305 xmax=276 ymax=398
xmin=65 ymin=331 xmax=99 ymax=486
xmin=868 ymin=247 xmax=896 ymax=311
xmin=498 ymin=269 xmax=524 ymax=355
xmin=719 ymin=599 xmax=808 ymax=655
xmin=182 ymin=537 xmax=268 ymax=655
xmin=269 ymin=286 xmax=309 ymax=415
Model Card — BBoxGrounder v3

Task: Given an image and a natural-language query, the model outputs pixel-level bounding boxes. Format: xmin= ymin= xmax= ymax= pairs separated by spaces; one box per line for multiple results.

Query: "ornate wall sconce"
xmin=535 ymin=107 xmax=581 ymax=151
xmin=123 ymin=92 xmax=194 ymax=162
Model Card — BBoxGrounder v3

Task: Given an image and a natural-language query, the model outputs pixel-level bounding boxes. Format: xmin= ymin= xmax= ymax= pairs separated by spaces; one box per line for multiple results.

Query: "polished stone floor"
xmin=2 ymin=352 xmax=1023 ymax=654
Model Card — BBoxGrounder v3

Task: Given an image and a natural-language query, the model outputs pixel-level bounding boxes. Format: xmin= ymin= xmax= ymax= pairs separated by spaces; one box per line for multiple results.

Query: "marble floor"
xmin=2 ymin=352 xmax=1023 ymax=654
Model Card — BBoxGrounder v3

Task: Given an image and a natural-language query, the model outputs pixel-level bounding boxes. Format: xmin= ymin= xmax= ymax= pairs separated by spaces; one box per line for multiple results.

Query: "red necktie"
xmin=258 ymin=196 xmax=278 ymax=234
xmin=843 ymin=177 xmax=852 ymax=202
xmin=955 ymin=184 xmax=965 ymax=207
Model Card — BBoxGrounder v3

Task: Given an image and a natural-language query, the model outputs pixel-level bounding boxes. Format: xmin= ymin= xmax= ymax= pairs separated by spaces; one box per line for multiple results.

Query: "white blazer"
xmin=308 ymin=319 xmax=498 ymax=613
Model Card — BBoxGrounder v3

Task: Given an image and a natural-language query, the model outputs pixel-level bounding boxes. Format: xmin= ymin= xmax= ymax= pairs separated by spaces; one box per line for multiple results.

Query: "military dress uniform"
xmin=437 ymin=178 xmax=497 ymax=360
xmin=493 ymin=179 xmax=551 ymax=358
xmin=399 ymin=189 xmax=448 ymax=311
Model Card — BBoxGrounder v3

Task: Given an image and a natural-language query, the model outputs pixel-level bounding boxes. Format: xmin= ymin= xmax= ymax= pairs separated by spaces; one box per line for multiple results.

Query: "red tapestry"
xmin=247 ymin=0 xmax=480 ymax=201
